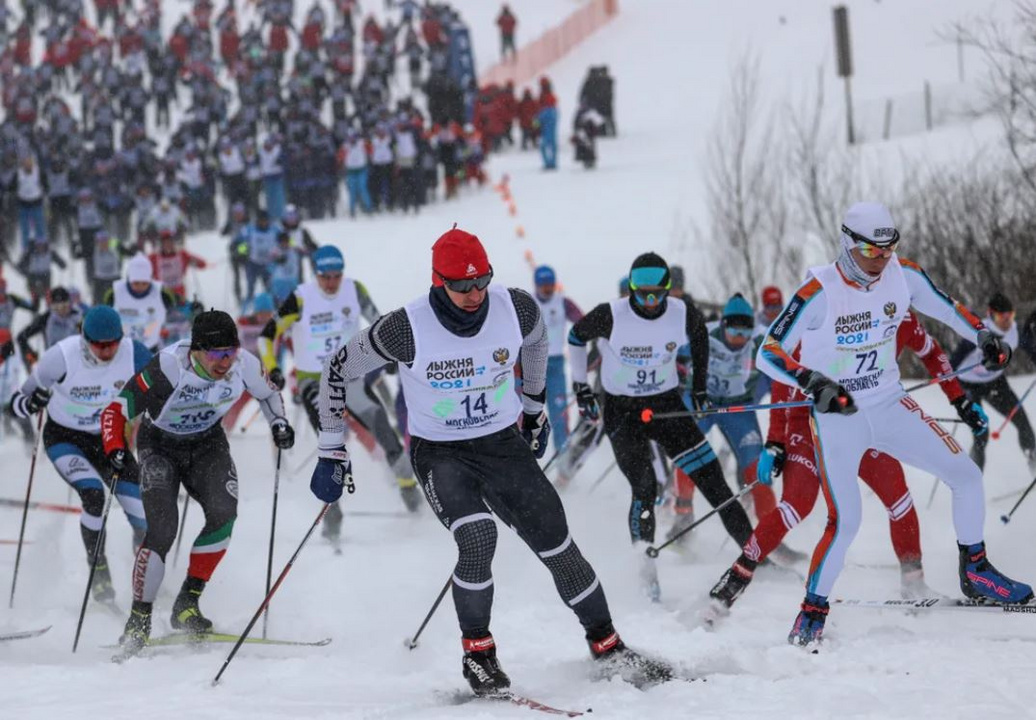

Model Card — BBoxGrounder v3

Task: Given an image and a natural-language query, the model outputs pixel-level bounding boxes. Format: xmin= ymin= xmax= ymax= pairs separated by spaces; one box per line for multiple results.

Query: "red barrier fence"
xmin=480 ymin=0 xmax=619 ymax=88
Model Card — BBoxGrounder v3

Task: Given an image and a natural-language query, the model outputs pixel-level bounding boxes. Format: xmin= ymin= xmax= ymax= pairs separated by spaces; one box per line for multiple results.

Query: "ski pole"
xmin=72 ymin=472 xmax=119 ymax=653
xmin=262 ymin=449 xmax=283 ymax=639
xmin=645 ymin=481 xmax=758 ymax=558
xmin=902 ymin=362 xmax=983 ymax=394
xmin=213 ymin=504 xmax=330 ymax=685
xmin=9 ymin=410 xmax=45 ymax=608
xmin=405 ymin=575 xmax=452 ymax=650
xmin=239 ymin=405 xmax=263 ymax=434
xmin=992 ymin=377 xmax=1036 ymax=440
xmin=172 ymin=494 xmax=191 ymax=568
xmin=640 ymin=400 xmax=812 ymax=423
xmin=588 ymin=459 xmax=618 ymax=495
xmin=1000 ymin=475 xmax=1036 ymax=524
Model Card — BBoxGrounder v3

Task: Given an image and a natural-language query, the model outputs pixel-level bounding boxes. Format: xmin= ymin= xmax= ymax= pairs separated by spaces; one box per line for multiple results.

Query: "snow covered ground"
xmin=4 ymin=1 xmax=1036 ymax=718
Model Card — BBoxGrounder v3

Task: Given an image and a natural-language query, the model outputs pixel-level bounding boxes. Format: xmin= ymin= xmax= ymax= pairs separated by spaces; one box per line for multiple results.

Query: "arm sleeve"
xmin=757 ymin=278 xmax=828 ymax=387
xmin=568 ymin=302 xmax=613 ymax=385
xmin=14 ymin=344 xmax=67 ymax=407
xmin=684 ymin=299 xmax=710 ymax=396
xmin=509 ymin=288 xmax=548 ymax=412
xmin=101 ymin=353 xmax=177 ymax=453
xmin=259 ymin=292 xmax=300 ymax=371
xmin=239 ymin=351 xmax=287 ymax=423
xmin=766 ymin=379 xmax=794 ymax=445
xmin=355 ymin=281 xmax=381 ymax=323
xmin=900 ymin=258 xmax=985 ymax=344
xmin=16 ymin=312 xmax=47 ymax=357
xmin=901 ymin=315 xmax=965 ymax=402
xmin=318 ymin=309 xmax=413 ymax=446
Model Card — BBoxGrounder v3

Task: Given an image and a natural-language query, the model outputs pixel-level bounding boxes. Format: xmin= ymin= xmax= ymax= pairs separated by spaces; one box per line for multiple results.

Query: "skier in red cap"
xmin=310 ymin=227 xmax=672 ymax=694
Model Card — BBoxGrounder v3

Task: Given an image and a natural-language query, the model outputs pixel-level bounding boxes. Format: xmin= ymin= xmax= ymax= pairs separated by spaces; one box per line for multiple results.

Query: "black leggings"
xmin=410 ymin=426 xmax=611 ymax=637
xmin=604 ymin=390 xmax=752 ymax=546
xmin=963 ymin=376 xmax=1036 ymax=469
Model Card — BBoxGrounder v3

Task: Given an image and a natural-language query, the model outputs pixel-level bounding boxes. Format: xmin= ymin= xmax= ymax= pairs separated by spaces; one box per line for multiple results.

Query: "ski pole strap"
xmin=640 ymin=400 xmax=812 ymax=423
xmin=646 ymin=481 xmax=759 ymax=557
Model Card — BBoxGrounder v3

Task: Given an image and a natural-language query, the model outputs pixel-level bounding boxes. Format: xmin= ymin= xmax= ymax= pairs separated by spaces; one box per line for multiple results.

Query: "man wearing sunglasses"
xmin=310 ymin=228 xmax=668 ymax=694
xmin=10 ymin=306 xmax=152 ymax=607
xmin=950 ymin=292 xmax=1035 ymax=475
xmin=758 ymin=201 xmax=1031 ymax=648
xmin=569 ymin=253 xmax=754 ymax=602
xmin=667 ymin=294 xmax=790 ymax=556
xmin=15 ymin=286 xmax=84 ymax=371
xmin=101 ymin=310 xmax=295 ymax=657
xmin=259 ymin=244 xmax=421 ymax=544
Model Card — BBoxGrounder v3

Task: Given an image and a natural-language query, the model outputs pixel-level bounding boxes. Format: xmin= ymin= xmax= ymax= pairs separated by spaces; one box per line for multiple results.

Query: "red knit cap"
xmin=431 ymin=227 xmax=490 ymax=286
xmin=761 ymin=285 xmax=783 ymax=306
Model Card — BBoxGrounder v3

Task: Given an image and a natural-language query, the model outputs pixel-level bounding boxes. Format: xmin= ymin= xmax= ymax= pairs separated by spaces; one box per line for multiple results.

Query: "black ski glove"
xmin=521 ymin=410 xmax=551 ymax=459
xmin=270 ymin=417 xmax=295 ymax=449
xmin=977 ymin=330 xmax=1012 ymax=371
xmin=952 ymin=396 xmax=989 ymax=437
xmin=573 ymin=381 xmax=600 ymax=422
xmin=803 ymin=372 xmax=857 ymax=415
xmin=268 ymin=367 xmax=286 ymax=391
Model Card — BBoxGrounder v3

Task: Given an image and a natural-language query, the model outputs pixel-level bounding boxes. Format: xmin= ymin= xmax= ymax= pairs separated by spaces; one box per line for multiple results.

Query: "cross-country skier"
xmin=15 ymin=286 xmax=84 ymax=370
xmin=757 ymin=201 xmax=1032 ymax=647
xmin=531 ymin=264 xmax=584 ymax=453
xmin=568 ymin=252 xmax=753 ymax=601
xmin=950 ymin=292 xmax=1036 ymax=474
xmin=102 ymin=310 xmax=295 ymax=656
xmin=311 ymin=228 xmax=671 ymax=693
xmin=707 ymin=310 xmax=991 ymax=621
xmin=9 ymin=306 xmax=151 ymax=604
xmin=259 ymin=244 xmax=421 ymax=545
xmin=103 ymin=253 xmax=180 ymax=353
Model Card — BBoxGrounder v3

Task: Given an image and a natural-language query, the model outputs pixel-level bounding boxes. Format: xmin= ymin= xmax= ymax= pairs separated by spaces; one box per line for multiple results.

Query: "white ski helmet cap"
xmin=127 ymin=253 xmax=153 ymax=283
xmin=841 ymin=202 xmax=899 ymax=247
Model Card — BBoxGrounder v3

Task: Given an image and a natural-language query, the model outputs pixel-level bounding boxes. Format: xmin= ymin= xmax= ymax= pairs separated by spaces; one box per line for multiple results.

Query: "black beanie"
xmin=190 ymin=310 xmax=240 ymax=350
xmin=988 ymin=292 xmax=1014 ymax=313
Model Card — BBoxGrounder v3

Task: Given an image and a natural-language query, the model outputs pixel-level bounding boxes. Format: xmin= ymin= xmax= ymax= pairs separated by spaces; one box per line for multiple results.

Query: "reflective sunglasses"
xmin=842 ymin=224 xmax=898 ymax=259
xmin=724 ymin=325 xmax=754 ymax=338
xmin=440 ymin=267 xmax=493 ymax=293
xmin=204 ymin=347 xmax=239 ymax=362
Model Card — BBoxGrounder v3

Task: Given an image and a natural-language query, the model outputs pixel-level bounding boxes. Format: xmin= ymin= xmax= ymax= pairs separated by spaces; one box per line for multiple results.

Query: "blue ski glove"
xmin=952 ymin=396 xmax=988 ymax=437
xmin=521 ymin=410 xmax=551 ymax=459
xmin=756 ymin=441 xmax=786 ymax=486
xmin=310 ymin=445 xmax=355 ymax=503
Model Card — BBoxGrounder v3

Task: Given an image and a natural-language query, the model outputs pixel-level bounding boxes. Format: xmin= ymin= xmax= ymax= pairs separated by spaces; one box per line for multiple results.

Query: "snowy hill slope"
xmin=3 ymin=1 xmax=1036 ymax=719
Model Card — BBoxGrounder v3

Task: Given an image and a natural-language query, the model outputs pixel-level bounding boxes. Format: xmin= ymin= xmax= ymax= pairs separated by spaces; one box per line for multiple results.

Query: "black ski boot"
xmin=170 ymin=576 xmax=214 ymax=634
xmin=91 ymin=559 xmax=116 ymax=604
xmin=115 ymin=601 xmax=153 ymax=662
xmin=461 ymin=634 xmax=511 ymax=696
xmin=587 ymin=623 xmax=674 ymax=688
xmin=704 ymin=556 xmax=757 ymax=625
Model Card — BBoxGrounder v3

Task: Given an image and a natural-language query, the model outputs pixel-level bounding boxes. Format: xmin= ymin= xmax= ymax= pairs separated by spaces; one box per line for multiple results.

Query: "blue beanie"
xmin=313 ymin=245 xmax=345 ymax=275
xmin=253 ymin=293 xmax=275 ymax=313
xmin=722 ymin=293 xmax=754 ymax=324
xmin=534 ymin=265 xmax=556 ymax=285
xmin=83 ymin=306 xmax=124 ymax=343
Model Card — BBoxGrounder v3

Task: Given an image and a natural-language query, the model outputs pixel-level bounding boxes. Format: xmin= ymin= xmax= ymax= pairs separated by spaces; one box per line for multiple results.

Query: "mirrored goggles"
xmin=632 ymin=287 xmax=667 ymax=308
xmin=724 ymin=325 xmax=754 ymax=338
xmin=842 ymin=224 xmax=898 ymax=259
xmin=204 ymin=347 xmax=239 ymax=362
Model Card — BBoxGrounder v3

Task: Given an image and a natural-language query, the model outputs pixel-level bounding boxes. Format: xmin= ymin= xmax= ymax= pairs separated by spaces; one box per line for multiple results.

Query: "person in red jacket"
xmin=218 ymin=12 xmax=240 ymax=67
xmin=148 ymin=231 xmax=207 ymax=298
xmin=705 ymin=311 xmax=991 ymax=618
xmin=420 ymin=9 xmax=444 ymax=48
xmin=13 ymin=22 xmax=31 ymax=67
xmin=496 ymin=4 xmax=517 ymax=61
xmin=517 ymin=88 xmax=539 ymax=149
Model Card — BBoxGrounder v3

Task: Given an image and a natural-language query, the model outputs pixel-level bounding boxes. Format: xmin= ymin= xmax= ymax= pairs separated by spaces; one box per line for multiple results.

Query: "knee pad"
xmin=451 ymin=515 xmax=497 ymax=588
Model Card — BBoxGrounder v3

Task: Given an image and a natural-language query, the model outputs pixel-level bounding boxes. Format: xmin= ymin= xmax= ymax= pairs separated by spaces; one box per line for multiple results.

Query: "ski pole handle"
xmin=646 ymin=481 xmax=759 ymax=557
xmin=640 ymin=400 xmax=812 ymax=423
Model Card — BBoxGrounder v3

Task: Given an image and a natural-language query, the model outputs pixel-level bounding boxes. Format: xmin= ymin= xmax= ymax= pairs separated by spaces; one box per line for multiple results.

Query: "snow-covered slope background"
xmin=3 ymin=1 xmax=1035 ymax=718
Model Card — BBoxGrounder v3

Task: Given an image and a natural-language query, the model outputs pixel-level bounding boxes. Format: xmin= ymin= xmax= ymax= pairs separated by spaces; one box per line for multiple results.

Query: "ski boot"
xmin=959 ymin=542 xmax=1034 ymax=603
xmin=170 ymin=576 xmax=214 ymax=635
xmin=461 ymin=634 xmax=511 ymax=696
xmin=115 ymin=601 xmax=153 ymax=661
xmin=705 ymin=556 xmax=756 ymax=625
xmin=788 ymin=592 xmax=829 ymax=647
xmin=398 ymin=477 xmax=423 ymax=513
xmin=91 ymin=559 xmax=116 ymax=604
xmin=635 ymin=541 xmax=661 ymax=603
xmin=587 ymin=623 xmax=674 ymax=687
xmin=900 ymin=561 xmax=936 ymax=600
